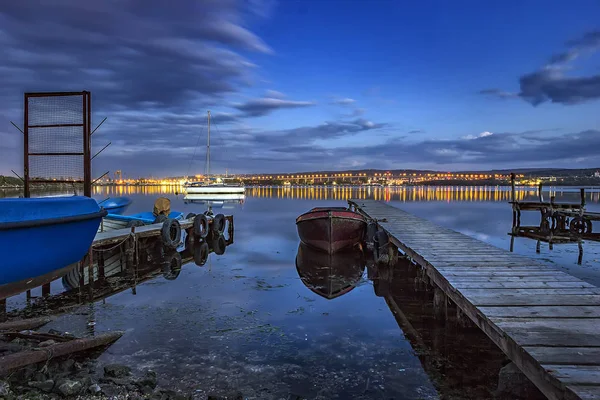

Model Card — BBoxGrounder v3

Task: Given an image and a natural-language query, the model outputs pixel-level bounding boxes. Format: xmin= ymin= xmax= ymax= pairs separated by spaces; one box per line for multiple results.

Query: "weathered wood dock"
xmin=348 ymin=199 xmax=600 ymax=400
xmin=93 ymin=219 xmax=194 ymax=248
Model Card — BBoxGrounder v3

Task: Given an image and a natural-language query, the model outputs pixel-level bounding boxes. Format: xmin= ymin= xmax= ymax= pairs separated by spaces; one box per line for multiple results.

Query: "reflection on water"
xmin=89 ymin=185 xmax=600 ymax=204
xmin=2 ymin=225 xmax=234 ymax=320
xmin=2 ymin=185 xmax=599 ymax=398
xmin=372 ymin=258 xmax=523 ymax=400
xmin=8 ymin=237 xmax=515 ymax=398
xmin=295 ymin=243 xmax=366 ymax=300
xmin=249 ymin=185 xmax=600 ymax=203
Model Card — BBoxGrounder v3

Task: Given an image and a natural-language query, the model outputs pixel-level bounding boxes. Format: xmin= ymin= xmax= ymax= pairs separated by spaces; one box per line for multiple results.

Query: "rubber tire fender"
xmin=162 ymin=251 xmax=182 ymax=280
xmin=212 ymin=214 xmax=226 ymax=234
xmin=193 ymin=241 xmax=210 ymax=266
xmin=193 ymin=214 xmax=209 ymax=238
xmin=211 ymin=234 xmax=227 ymax=255
xmin=161 ymin=218 xmax=181 ymax=249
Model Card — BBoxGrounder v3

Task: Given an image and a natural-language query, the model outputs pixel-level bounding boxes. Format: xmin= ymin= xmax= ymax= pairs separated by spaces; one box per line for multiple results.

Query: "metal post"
xmin=0 ymin=299 xmax=5 ymax=322
xmin=83 ymin=91 xmax=92 ymax=197
xmin=42 ymin=283 xmax=50 ymax=297
xmin=206 ymin=110 xmax=211 ymax=176
xmin=510 ymin=173 xmax=515 ymax=202
xmin=23 ymin=94 xmax=30 ymax=198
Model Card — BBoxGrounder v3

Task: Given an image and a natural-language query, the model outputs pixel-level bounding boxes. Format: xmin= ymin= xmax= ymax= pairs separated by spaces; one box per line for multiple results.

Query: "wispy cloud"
xmin=480 ymin=30 xmax=600 ymax=105
xmin=232 ymin=96 xmax=315 ymax=117
xmin=331 ymin=98 xmax=356 ymax=106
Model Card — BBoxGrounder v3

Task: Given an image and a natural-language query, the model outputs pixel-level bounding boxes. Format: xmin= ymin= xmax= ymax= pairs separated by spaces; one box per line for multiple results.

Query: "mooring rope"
xmin=92 ymin=232 xmax=134 ymax=253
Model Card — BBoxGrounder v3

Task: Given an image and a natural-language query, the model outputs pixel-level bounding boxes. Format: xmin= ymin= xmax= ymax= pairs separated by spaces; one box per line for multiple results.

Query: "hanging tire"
xmin=162 ymin=251 xmax=182 ymax=280
xmin=211 ymin=234 xmax=227 ymax=255
xmin=193 ymin=214 xmax=209 ymax=238
xmin=154 ymin=214 xmax=168 ymax=224
xmin=570 ymin=217 xmax=587 ymax=235
xmin=366 ymin=222 xmax=378 ymax=244
xmin=126 ymin=219 xmax=145 ymax=228
xmin=212 ymin=214 xmax=226 ymax=233
xmin=161 ymin=218 xmax=181 ymax=249
xmin=186 ymin=212 xmax=196 ymax=220
xmin=193 ymin=241 xmax=209 ymax=266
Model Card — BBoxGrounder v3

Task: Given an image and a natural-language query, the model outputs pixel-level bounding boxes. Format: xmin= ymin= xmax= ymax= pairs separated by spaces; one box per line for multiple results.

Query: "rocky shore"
xmin=0 ymin=328 xmax=249 ymax=400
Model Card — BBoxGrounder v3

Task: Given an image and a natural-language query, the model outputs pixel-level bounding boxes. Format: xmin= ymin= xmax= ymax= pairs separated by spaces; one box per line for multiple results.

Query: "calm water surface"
xmin=4 ymin=185 xmax=600 ymax=399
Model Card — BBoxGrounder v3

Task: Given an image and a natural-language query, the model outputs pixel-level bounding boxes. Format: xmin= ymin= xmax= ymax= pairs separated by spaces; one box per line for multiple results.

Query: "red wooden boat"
xmin=295 ymin=207 xmax=367 ymax=254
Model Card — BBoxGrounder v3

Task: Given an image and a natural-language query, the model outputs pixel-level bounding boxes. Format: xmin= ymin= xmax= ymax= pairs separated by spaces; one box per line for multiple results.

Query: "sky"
xmin=0 ymin=0 xmax=599 ymax=178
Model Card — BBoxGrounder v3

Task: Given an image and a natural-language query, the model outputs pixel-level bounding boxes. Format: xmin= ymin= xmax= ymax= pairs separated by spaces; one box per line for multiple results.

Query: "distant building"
xmin=594 ymin=171 xmax=600 ymax=178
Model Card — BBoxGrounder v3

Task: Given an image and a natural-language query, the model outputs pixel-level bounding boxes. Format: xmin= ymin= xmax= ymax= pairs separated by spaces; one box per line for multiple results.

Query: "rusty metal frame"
xmin=23 ymin=91 xmax=92 ymax=197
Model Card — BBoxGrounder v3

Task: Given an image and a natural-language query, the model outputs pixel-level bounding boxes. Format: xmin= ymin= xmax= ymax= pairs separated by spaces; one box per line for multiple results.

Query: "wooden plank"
xmin=454 ymin=281 xmax=595 ymax=289
xmin=492 ymin=318 xmax=600 ymax=337
xmin=447 ymin=275 xmax=585 ymax=282
xmin=478 ymin=306 xmax=600 ymax=318
xmin=468 ymin=294 xmax=600 ymax=306
xmin=437 ymin=266 xmax=554 ymax=272
xmin=442 ymin=271 xmax=569 ymax=276
xmin=463 ymin=288 xmax=600 ymax=296
xmin=543 ymin=365 xmax=600 ymax=385
xmin=567 ymin=385 xmax=600 ymax=400
xmin=524 ymin=347 xmax=600 ymax=365
xmin=432 ymin=261 xmax=544 ymax=267
xmin=501 ymin=329 xmax=600 ymax=347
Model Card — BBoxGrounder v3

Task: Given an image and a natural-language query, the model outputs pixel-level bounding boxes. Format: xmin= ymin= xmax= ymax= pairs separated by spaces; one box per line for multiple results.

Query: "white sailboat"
xmin=184 ymin=111 xmax=245 ymax=195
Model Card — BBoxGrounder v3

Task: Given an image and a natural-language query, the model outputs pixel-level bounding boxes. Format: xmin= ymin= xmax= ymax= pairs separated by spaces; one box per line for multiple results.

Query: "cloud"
xmin=89 ymin=116 xmax=390 ymax=176
xmin=0 ymin=0 xmax=270 ymax=115
xmin=478 ymin=89 xmax=518 ymax=99
xmin=462 ymin=131 xmax=493 ymax=140
xmin=264 ymin=90 xmax=286 ymax=99
xmin=518 ymin=70 xmax=600 ymax=106
xmin=331 ymin=98 xmax=356 ymax=106
xmin=232 ymin=96 xmax=315 ymax=117
xmin=480 ymin=30 xmax=600 ymax=105
xmin=351 ymin=108 xmax=366 ymax=117
xmin=408 ymin=130 xmax=424 ymax=134
xmin=0 ymin=0 xmax=282 ymax=175
xmin=210 ymin=128 xmax=600 ymax=174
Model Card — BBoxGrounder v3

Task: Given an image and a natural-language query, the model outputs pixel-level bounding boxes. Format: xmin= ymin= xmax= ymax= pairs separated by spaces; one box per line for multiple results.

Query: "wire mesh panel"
xmin=24 ymin=91 xmax=91 ymax=197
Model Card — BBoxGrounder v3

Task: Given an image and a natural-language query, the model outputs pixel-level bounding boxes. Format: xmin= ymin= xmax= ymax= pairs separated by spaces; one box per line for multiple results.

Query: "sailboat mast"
xmin=206 ymin=110 xmax=210 ymax=177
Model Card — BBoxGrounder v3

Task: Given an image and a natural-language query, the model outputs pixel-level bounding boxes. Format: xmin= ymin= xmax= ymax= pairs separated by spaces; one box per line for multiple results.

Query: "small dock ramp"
xmin=349 ymin=199 xmax=600 ymax=400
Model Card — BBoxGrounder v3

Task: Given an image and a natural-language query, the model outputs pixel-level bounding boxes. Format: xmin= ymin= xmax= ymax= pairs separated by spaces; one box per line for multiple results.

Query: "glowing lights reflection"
xmin=92 ymin=185 xmax=600 ymax=204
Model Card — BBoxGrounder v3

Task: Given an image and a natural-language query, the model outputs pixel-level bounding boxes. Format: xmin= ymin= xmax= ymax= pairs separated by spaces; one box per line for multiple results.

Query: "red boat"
xmin=295 ymin=207 xmax=367 ymax=254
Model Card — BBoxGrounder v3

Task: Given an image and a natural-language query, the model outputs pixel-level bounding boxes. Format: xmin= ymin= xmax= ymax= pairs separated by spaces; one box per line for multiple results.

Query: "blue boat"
xmin=0 ymin=196 xmax=107 ymax=287
xmin=102 ymin=211 xmax=185 ymax=228
xmin=97 ymin=196 xmax=132 ymax=215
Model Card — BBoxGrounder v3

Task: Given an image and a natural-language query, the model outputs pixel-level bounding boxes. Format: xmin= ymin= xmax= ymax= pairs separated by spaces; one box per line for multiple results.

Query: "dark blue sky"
xmin=0 ymin=0 xmax=599 ymax=177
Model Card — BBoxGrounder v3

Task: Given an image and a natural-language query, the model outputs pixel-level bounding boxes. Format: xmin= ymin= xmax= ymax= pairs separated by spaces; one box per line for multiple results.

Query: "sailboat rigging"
xmin=184 ymin=111 xmax=245 ymax=195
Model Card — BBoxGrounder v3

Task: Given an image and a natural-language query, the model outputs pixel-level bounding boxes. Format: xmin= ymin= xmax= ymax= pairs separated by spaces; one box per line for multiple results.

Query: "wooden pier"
xmin=348 ymin=199 xmax=600 ymax=400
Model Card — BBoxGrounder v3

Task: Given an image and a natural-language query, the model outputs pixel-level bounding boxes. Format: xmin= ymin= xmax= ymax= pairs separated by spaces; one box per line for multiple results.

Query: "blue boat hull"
xmin=98 ymin=196 xmax=132 ymax=215
xmin=0 ymin=196 xmax=106 ymax=286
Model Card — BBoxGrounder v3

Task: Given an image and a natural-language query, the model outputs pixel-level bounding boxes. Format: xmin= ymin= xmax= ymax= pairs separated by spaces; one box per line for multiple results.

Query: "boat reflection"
xmin=295 ymin=242 xmax=365 ymax=300
xmin=183 ymin=193 xmax=245 ymax=210
xmin=1 ymin=226 xmax=234 ymax=321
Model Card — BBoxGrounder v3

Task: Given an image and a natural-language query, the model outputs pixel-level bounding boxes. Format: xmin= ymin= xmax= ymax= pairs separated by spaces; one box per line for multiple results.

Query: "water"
xmin=3 ymin=185 xmax=600 ymax=399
